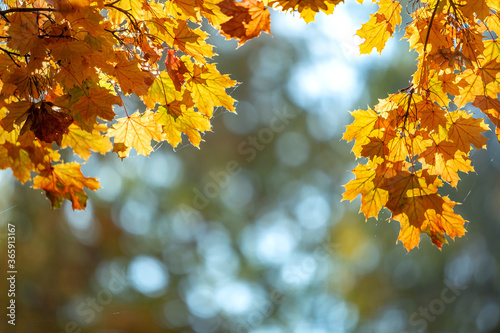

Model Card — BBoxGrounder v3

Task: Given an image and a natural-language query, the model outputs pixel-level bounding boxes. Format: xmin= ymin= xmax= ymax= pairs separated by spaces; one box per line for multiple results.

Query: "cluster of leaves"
xmin=342 ymin=0 xmax=500 ymax=250
xmin=1 ymin=0 xmax=499 ymax=251
xmin=0 ymin=0 xmax=272 ymax=209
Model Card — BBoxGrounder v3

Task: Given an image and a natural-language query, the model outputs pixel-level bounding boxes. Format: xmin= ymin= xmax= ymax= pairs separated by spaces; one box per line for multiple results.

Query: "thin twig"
xmin=0 ymin=7 xmax=54 ymax=15
xmin=423 ymin=0 xmax=440 ymax=54
xmin=0 ymin=46 xmax=21 ymax=67
xmin=0 ymin=7 xmax=55 ymax=22
xmin=104 ymin=4 xmax=138 ymax=30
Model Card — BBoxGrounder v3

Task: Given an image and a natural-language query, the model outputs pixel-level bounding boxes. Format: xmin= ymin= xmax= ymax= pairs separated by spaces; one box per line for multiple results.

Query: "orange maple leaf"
xmin=113 ymin=58 xmax=155 ymax=96
xmin=33 ymin=162 xmax=100 ymax=210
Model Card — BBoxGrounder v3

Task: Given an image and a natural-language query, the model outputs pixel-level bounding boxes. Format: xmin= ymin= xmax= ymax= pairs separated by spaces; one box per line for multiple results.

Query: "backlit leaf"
xmin=107 ymin=110 xmax=163 ymax=157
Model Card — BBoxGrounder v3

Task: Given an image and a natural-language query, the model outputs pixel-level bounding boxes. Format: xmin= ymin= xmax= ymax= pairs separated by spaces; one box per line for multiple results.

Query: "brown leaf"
xmin=24 ymin=101 xmax=74 ymax=145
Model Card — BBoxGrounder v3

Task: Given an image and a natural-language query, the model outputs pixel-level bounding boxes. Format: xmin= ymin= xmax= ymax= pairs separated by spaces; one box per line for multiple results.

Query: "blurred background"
xmin=1 ymin=2 xmax=500 ymax=333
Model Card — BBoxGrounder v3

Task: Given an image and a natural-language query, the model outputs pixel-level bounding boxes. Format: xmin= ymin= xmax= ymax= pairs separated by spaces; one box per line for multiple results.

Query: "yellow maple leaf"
xmin=344 ymin=109 xmax=382 ymax=152
xmin=0 ymin=142 xmax=34 ymax=183
xmin=185 ymin=62 xmax=237 ymax=117
xmin=61 ymin=123 xmax=112 ymax=160
xmin=163 ymin=21 xmax=215 ymax=63
xmin=356 ymin=0 xmax=402 ymax=54
xmin=342 ymin=108 xmax=380 ymax=142
xmin=342 ymin=164 xmax=388 ymax=219
xmin=155 ymin=105 xmax=211 ymax=149
xmin=396 ymin=221 xmax=422 ymax=251
xmin=106 ymin=0 xmax=144 ymax=25
xmin=107 ymin=110 xmax=164 ymax=156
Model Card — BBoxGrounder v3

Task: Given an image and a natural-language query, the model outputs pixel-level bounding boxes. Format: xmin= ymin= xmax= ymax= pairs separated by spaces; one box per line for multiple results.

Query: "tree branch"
xmin=0 ymin=7 xmax=54 ymax=15
xmin=0 ymin=7 xmax=55 ymax=22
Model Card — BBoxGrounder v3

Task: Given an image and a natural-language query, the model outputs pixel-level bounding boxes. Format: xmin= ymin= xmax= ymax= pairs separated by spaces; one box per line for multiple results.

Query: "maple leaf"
xmin=142 ymin=72 xmax=178 ymax=110
xmin=269 ymin=0 xmax=348 ymax=23
xmin=165 ymin=49 xmax=189 ymax=91
xmin=107 ymin=110 xmax=164 ymax=157
xmin=343 ymin=163 xmax=388 ymax=219
xmin=6 ymin=12 xmax=44 ymax=56
xmin=32 ymin=162 xmax=100 ymax=210
xmin=6 ymin=101 xmax=74 ymax=145
xmin=61 ymin=123 xmax=112 ymax=161
xmin=342 ymin=108 xmax=380 ymax=143
xmin=218 ymin=0 xmax=271 ymax=46
xmin=473 ymin=96 xmax=500 ymax=141
xmin=112 ymin=142 xmax=130 ymax=160
xmin=185 ymin=61 xmax=238 ymax=117
xmin=68 ymin=86 xmax=123 ymax=132
xmin=418 ymin=133 xmax=473 ymax=187
xmin=356 ymin=0 xmax=402 ymax=54
xmin=453 ymin=68 xmax=487 ymax=109
xmin=163 ymin=21 xmax=215 ymax=63
xmin=0 ymin=142 xmax=35 ymax=183
xmin=446 ymin=111 xmax=489 ymax=153
xmin=112 ymin=58 xmax=155 ymax=96
xmin=166 ymin=0 xmax=230 ymax=27
xmin=380 ymin=170 xmax=445 ymax=250
xmin=64 ymin=5 xmax=106 ymax=37
xmin=433 ymin=196 xmax=467 ymax=240
xmin=1 ymin=101 xmax=32 ymax=132
xmin=460 ymin=0 xmax=491 ymax=21
xmin=3 ymin=67 xmax=50 ymax=100
xmin=415 ymin=98 xmax=447 ymax=130
xmin=155 ymin=105 xmax=211 ymax=148
xmin=360 ymin=135 xmax=388 ymax=159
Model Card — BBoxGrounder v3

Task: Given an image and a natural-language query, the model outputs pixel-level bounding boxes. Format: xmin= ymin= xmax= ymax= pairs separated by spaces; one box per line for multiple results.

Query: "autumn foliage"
xmin=0 ymin=0 xmax=499 ymax=251
xmin=0 ymin=0 xmax=271 ymax=209
xmin=342 ymin=0 xmax=500 ymax=250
